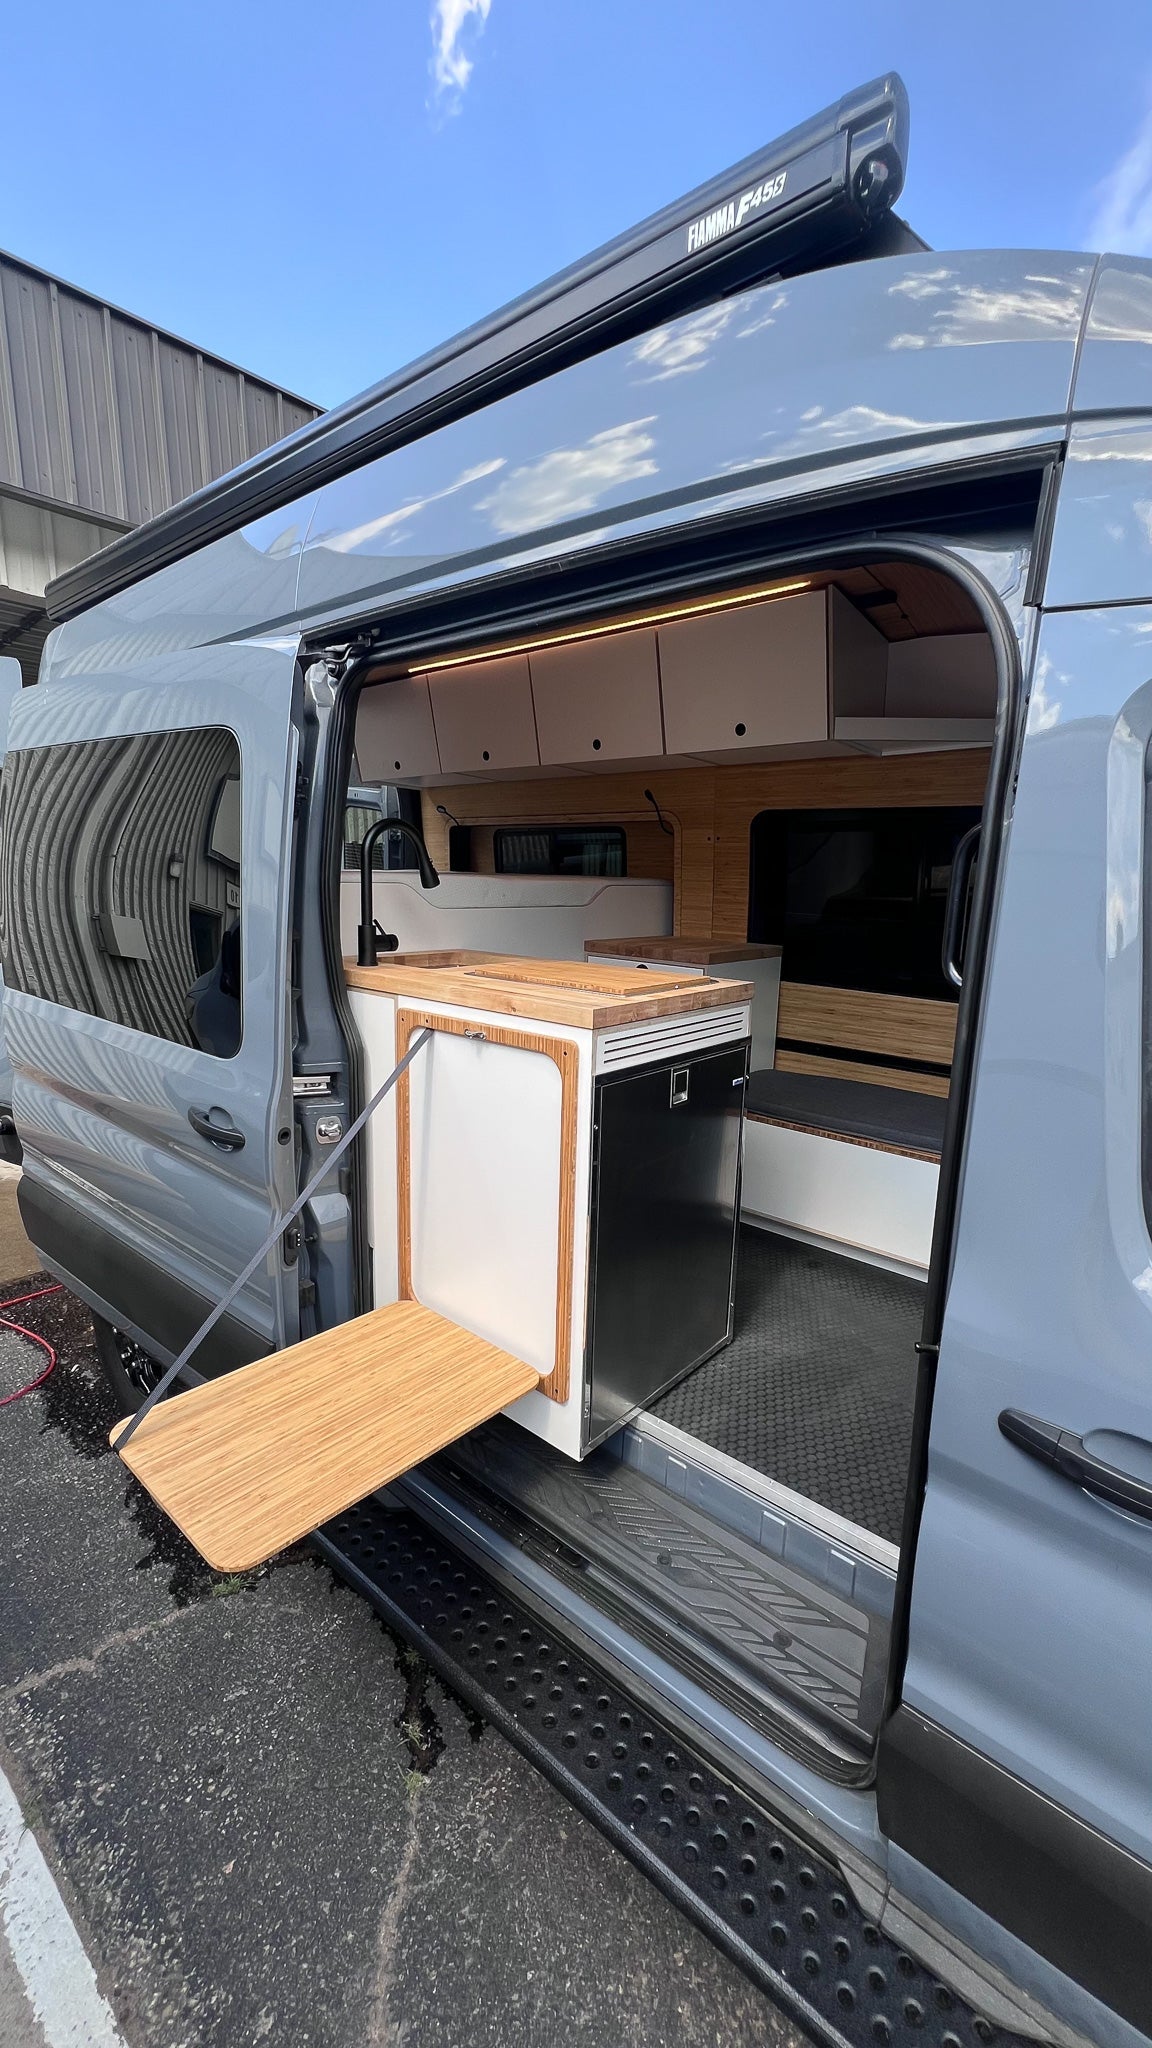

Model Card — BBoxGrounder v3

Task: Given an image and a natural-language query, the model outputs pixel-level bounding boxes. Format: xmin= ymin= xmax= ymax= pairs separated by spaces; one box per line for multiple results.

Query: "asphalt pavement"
xmin=0 ymin=1194 xmax=802 ymax=2048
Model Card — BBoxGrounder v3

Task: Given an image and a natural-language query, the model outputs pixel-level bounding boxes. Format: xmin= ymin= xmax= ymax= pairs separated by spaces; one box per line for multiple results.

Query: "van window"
xmin=748 ymin=804 xmax=980 ymax=1001
xmin=2 ymin=727 xmax=243 ymax=1058
xmin=493 ymin=826 xmax=627 ymax=876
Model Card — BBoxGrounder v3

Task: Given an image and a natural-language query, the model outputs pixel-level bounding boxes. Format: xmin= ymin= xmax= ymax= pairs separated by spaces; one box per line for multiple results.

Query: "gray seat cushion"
xmin=745 ymin=1068 xmax=947 ymax=1156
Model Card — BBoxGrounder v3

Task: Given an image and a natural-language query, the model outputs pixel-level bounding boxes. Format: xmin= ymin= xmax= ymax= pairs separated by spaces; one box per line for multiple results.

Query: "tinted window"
xmin=3 ymin=728 xmax=243 ymax=1058
xmin=748 ymin=805 xmax=980 ymax=1001
xmin=493 ymin=826 xmax=626 ymax=876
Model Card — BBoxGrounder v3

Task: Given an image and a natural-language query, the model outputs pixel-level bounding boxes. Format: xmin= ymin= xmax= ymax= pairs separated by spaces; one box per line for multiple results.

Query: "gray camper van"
xmin=6 ymin=75 xmax=1152 ymax=2048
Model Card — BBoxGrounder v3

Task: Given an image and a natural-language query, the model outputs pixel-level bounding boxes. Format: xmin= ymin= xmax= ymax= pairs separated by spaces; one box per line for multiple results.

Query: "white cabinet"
xmin=530 ymin=627 xmax=663 ymax=765
xmin=585 ymin=937 xmax=781 ymax=1070
xmin=429 ymin=654 xmax=540 ymax=774
xmin=658 ymin=587 xmax=886 ymax=761
xmin=355 ymin=674 xmax=441 ymax=781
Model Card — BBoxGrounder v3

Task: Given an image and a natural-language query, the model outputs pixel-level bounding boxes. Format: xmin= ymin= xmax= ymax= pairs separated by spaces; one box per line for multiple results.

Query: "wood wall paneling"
xmin=421 ymin=749 xmax=990 ymax=947
xmin=776 ymin=983 xmax=957 ymax=1067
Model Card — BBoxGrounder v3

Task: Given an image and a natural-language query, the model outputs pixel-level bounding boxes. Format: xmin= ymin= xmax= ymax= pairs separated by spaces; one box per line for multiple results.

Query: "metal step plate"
xmin=439 ymin=1426 xmax=889 ymax=1750
xmin=317 ymin=1495 xmax=1029 ymax=2048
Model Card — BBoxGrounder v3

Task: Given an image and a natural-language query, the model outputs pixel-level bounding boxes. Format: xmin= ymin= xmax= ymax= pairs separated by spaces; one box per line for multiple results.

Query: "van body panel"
xmin=0 ymin=657 xmax=24 ymax=1143
xmin=294 ymin=252 xmax=1090 ymax=637
xmin=3 ymin=644 xmax=301 ymax=1362
xmin=40 ymin=253 xmax=1089 ymax=677
xmin=40 ymin=507 xmax=318 ymax=682
xmin=1044 ymin=419 xmax=1152 ymax=607
xmin=900 ymin=602 xmax=1152 ymax=1865
xmin=1070 ymin=252 xmax=1152 ymax=415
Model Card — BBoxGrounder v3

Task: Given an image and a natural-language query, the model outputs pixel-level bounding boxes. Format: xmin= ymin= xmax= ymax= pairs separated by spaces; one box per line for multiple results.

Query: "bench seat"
xmin=746 ymin=1068 xmax=947 ymax=1160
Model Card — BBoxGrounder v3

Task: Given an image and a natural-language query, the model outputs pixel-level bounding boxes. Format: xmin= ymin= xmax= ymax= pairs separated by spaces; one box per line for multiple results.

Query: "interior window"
xmin=494 ymin=825 xmax=627 ymax=876
xmin=748 ymin=805 xmax=980 ymax=1001
xmin=2 ymin=727 xmax=244 ymax=1057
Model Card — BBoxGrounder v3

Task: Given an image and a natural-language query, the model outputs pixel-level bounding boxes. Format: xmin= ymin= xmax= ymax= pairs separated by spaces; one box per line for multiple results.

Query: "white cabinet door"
xmin=356 ymin=674 xmax=441 ymax=781
xmin=531 ymin=628 xmax=663 ymax=765
xmin=658 ymin=590 xmax=830 ymax=757
xmin=429 ymin=654 xmax=540 ymax=774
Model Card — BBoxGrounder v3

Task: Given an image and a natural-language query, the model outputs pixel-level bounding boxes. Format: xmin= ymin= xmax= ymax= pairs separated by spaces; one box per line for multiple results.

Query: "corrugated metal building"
xmin=0 ymin=250 xmax=321 ymax=679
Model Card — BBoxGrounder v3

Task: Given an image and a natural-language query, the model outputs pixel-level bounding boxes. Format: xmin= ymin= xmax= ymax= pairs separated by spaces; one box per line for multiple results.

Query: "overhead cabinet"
xmin=658 ymin=587 xmax=886 ymax=761
xmin=357 ymin=597 xmax=988 ymax=786
xmin=429 ymin=654 xmax=540 ymax=775
xmin=530 ymin=627 xmax=664 ymax=766
xmin=356 ymin=674 xmax=441 ymax=781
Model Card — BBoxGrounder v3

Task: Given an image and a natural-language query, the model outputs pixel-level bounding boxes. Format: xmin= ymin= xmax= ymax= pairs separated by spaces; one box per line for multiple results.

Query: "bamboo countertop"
xmin=584 ymin=936 xmax=783 ymax=965
xmin=344 ymin=951 xmax=754 ymax=1029
xmin=113 ymin=1301 xmax=539 ymax=1573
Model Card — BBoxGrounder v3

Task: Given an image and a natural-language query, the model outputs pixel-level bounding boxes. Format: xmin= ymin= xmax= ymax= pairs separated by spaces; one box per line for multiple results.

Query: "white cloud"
xmin=1087 ymin=100 xmax=1152 ymax=256
xmin=429 ymin=0 xmax=491 ymax=113
xmin=630 ymin=305 xmax=736 ymax=381
xmin=478 ymin=419 xmax=658 ymax=536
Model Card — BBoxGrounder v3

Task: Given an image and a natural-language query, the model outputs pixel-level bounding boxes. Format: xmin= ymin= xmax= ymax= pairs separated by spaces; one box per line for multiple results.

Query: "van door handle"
xmin=941 ymin=823 xmax=982 ymax=989
xmin=188 ymin=1107 xmax=246 ymax=1151
xmin=999 ymin=1409 xmax=1152 ymax=1522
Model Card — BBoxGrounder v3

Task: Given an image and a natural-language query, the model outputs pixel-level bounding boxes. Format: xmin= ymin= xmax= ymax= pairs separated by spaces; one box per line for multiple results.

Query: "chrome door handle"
xmin=188 ymin=1107 xmax=245 ymax=1151
xmin=941 ymin=823 xmax=982 ymax=989
xmin=999 ymin=1410 xmax=1152 ymax=1522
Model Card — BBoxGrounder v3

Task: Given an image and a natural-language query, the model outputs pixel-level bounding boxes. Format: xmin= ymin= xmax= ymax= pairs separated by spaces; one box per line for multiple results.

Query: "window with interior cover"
xmin=2 ymin=727 xmax=244 ymax=1057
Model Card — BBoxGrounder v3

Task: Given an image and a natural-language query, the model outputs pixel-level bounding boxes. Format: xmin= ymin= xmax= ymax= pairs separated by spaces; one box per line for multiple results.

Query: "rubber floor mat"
xmin=650 ymin=1230 xmax=923 ymax=1544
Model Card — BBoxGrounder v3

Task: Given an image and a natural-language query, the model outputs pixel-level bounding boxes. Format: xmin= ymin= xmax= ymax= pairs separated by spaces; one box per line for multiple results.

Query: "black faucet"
xmin=357 ymin=818 xmax=440 ymax=967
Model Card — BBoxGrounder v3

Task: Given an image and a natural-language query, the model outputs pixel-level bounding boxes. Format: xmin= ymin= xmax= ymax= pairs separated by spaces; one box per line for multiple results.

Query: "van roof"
xmin=46 ymin=74 xmax=916 ymax=626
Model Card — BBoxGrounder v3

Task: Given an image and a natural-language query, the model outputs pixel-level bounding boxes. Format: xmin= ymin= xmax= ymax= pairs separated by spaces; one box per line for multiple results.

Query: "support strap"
xmin=113 ymin=1028 xmax=432 ymax=1453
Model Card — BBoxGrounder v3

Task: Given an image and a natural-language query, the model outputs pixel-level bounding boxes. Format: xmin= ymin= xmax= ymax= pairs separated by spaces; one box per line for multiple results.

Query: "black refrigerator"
xmin=583 ymin=1039 xmax=747 ymax=1449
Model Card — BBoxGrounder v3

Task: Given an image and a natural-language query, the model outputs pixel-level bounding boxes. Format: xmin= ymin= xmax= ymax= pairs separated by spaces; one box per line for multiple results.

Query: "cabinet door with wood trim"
xmin=531 ymin=628 xmax=663 ymax=765
xmin=356 ymin=675 xmax=441 ymax=781
xmin=658 ymin=591 xmax=830 ymax=758
xmin=429 ymin=655 xmax=540 ymax=775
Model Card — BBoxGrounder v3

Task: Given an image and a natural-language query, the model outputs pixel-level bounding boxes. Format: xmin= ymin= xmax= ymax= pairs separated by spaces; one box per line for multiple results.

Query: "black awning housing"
xmin=47 ymin=74 xmax=914 ymax=626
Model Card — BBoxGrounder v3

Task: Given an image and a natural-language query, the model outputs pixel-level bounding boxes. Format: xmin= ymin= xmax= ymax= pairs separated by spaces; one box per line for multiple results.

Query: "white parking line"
xmin=0 ymin=1767 xmax=126 ymax=2048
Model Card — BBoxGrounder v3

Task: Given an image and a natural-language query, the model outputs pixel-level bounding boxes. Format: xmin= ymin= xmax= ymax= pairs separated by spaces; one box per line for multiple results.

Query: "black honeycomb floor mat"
xmin=650 ymin=1231 xmax=924 ymax=1544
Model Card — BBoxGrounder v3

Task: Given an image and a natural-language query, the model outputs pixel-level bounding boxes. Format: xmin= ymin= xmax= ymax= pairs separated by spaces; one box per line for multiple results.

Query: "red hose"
xmin=0 ymin=1283 xmax=64 ymax=1407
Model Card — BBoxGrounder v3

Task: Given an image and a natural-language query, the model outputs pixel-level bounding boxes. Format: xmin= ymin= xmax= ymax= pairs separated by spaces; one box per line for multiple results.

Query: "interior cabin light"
xmin=414 ymin=577 xmax=813 ymax=675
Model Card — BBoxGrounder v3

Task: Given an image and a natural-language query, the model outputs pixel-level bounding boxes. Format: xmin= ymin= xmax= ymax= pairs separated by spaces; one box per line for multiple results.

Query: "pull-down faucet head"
xmin=357 ymin=817 xmax=440 ymax=967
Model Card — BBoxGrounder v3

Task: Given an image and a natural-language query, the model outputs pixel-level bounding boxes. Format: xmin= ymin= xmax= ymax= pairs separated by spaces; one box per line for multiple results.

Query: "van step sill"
xmin=437 ymin=1422 xmax=891 ymax=1748
xmin=316 ymin=1495 xmax=1033 ymax=2048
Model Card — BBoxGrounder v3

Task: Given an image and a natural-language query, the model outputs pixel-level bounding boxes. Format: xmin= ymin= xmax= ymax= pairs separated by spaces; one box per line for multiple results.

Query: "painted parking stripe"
xmin=0 ymin=1767 xmax=126 ymax=2048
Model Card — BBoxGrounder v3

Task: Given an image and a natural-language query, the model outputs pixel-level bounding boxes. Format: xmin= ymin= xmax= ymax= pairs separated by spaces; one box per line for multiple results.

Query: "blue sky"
xmin=4 ymin=2 xmax=1152 ymax=408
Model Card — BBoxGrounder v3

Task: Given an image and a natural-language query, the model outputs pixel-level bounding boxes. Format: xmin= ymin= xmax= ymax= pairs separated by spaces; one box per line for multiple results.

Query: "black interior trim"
xmin=878 ymin=1705 xmax=1152 ymax=2033
xmin=18 ymin=1173 xmax=270 ymax=1378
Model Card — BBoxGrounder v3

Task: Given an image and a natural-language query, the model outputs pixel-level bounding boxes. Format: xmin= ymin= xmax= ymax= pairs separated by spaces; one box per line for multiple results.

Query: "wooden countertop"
xmin=584 ymin=936 xmax=783 ymax=965
xmin=344 ymin=950 xmax=755 ymax=1030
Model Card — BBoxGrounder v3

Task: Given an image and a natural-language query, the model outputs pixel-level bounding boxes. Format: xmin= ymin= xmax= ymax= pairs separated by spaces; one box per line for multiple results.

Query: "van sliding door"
xmin=2 ymin=642 xmax=301 ymax=1378
xmin=880 ymin=605 xmax=1152 ymax=2034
